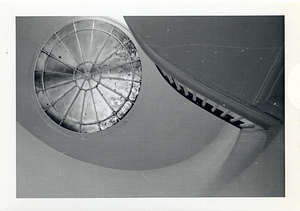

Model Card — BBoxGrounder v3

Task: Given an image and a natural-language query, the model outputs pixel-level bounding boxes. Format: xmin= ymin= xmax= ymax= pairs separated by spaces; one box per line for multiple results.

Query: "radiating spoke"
xmin=41 ymin=49 xmax=77 ymax=70
xmin=42 ymin=77 xmax=80 ymax=91
xmin=98 ymin=81 xmax=133 ymax=103
xmin=90 ymin=77 xmax=101 ymax=84
xmin=96 ymin=45 xmax=123 ymax=68
xmin=44 ymin=85 xmax=76 ymax=111
xmin=43 ymin=71 xmax=73 ymax=76
xmin=109 ymin=32 xmax=133 ymax=60
xmin=100 ymin=76 xmax=140 ymax=83
xmin=73 ymin=22 xmax=87 ymax=72
xmin=93 ymin=26 xmax=114 ymax=64
xmin=91 ymin=61 xmax=133 ymax=76
xmin=55 ymin=33 xmax=81 ymax=65
xmin=75 ymin=69 xmax=84 ymax=75
xmin=80 ymin=90 xmax=87 ymax=126
xmin=60 ymin=79 xmax=86 ymax=125
xmin=88 ymin=80 xmax=100 ymax=121
xmin=88 ymin=20 xmax=95 ymax=62
xmin=90 ymin=72 xmax=100 ymax=77
xmin=98 ymin=80 xmax=122 ymax=97
xmin=95 ymin=86 xmax=115 ymax=114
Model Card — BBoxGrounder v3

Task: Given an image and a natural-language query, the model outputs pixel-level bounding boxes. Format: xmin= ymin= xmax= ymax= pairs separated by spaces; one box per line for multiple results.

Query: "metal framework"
xmin=34 ymin=17 xmax=142 ymax=133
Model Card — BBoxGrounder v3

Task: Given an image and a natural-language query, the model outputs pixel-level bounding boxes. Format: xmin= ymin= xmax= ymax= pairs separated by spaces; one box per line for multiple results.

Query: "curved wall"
xmin=17 ymin=16 xmax=224 ymax=170
xmin=16 ymin=16 xmax=284 ymax=197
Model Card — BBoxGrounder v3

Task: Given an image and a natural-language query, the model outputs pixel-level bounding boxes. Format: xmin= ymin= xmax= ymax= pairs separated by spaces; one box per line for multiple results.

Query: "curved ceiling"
xmin=16 ymin=16 xmax=284 ymax=197
xmin=17 ymin=16 xmax=226 ymax=170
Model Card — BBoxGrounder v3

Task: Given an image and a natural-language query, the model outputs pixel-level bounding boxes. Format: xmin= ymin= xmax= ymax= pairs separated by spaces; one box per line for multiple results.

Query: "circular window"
xmin=33 ymin=17 xmax=142 ymax=133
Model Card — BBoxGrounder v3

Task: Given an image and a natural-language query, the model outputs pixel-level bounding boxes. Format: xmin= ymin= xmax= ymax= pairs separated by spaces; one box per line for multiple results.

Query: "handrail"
xmin=127 ymin=24 xmax=282 ymax=129
xmin=157 ymin=65 xmax=257 ymax=129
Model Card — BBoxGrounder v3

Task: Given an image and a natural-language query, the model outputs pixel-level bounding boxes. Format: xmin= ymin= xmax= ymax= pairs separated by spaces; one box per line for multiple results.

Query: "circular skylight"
xmin=34 ymin=17 xmax=142 ymax=133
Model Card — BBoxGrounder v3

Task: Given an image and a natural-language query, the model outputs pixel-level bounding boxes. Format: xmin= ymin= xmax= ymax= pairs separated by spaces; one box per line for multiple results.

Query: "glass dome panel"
xmin=34 ymin=17 xmax=142 ymax=133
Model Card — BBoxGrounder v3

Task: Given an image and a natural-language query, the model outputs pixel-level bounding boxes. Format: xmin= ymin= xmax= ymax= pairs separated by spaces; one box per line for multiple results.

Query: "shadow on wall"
xmin=16 ymin=16 xmax=225 ymax=171
xmin=16 ymin=16 xmax=284 ymax=197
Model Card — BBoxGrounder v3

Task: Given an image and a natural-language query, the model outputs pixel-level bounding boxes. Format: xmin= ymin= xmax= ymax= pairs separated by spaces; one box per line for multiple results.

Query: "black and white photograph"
xmin=1 ymin=1 xmax=300 ymax=210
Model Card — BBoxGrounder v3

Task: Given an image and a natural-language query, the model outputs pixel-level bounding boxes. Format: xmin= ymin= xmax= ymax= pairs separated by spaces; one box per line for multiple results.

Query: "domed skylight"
xmin=34 ymin=17 xmax=142 ymax=133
